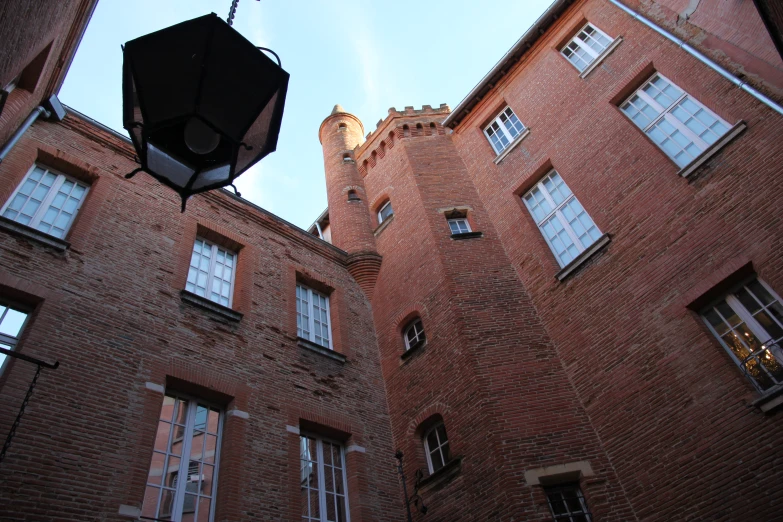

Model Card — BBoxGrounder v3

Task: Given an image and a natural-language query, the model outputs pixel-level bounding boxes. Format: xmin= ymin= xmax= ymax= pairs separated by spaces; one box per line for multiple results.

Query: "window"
xmin=377 ymin=201 xmax=393 ymax=224
xmin=423 ymin=423 xmax=450 ymax=474
xmin=544 ymin=484 xmax=593 ymax=522
xmin=296 ymin=284 xmax=332 ymax=349
xmin=403 ymin=319 xmax=426 ymax=350
xmin=522 ymin=171 xmax=601 ymax=268
xmin=0 ymin=304 xmax=29 ymax=372
xmin=186 ymin=238 xmax=236 ymax=307
xmin=141 ymin=394 xmax=223 ymax=522
xmin=483 ymin=107 xmax=526 ymax=155
xmin=562 ymin=23 xmax=613 ymax=73
xmin=1 ymin=164 xmax=89 ymax=239
xmin=300 ymin=434 xmax=350 ymax=522
xmin=621 ymin=73 xmax=730 ymax=168
xmin=702 ymin=279 xmax=783 ymax=391
xmin=448 ymin=218 xmax=471 ymax=235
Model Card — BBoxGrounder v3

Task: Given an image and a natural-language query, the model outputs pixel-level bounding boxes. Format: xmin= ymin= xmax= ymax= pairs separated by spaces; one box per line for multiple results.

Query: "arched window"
xmin=423 ymin=422 xmax=450 ymax=474
xmin=337 ymin=122 xmax=347 ymax=131
xmin=347 ymin=190 xmax=360 ymax=201
xmin=403 ymin=318 xmax=426 ymax=350
xmin=403 ymin=125 xmax=410 ymax=138
xmin=377 ymin=200 xmax=393 ymax=224
xmin=415 ymin=123 xmax=423 ymax=136
xmin=342 ymin=153 xmax=352 ymax=163
xmin=429 ymin=122 xmax=437 ymax=135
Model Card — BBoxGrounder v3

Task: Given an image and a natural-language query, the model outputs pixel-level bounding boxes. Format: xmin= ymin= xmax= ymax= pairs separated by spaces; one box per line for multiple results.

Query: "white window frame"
xmin=300 ymin=433 xmax=351 ymax=522
xmin=142 ymin=392 xmax=224 ymax=522
xmin=423 ymin=423 xmax=450 ymax=474
xmin=403 ymin=319 xmax=426 ymax=350
xmin=186 ymin=238 xmax=237 ymax=308
xmin=377 ymin=200 xmax=393 ymax=224
xmin=447 ymin=218 xmax=471 ymax=235
xmin=0 ymin=303 xmax=30 ymax=375
xmin=702 ymin=278 xmax=783 ymax=391
xmin=522 ymin=171 xmax=602 ymax=268
xmin=1 ymin=163 xmax=89 ymax=238
xmin=483 ymin=106 xmax=526 ymax=155
xmin=296 ymin=283 xmax=333 ymax=350
xmin=620 ymin=73 xmax=730 ymax=167
xmin=561 ymin=22 xmax=614 ymax=73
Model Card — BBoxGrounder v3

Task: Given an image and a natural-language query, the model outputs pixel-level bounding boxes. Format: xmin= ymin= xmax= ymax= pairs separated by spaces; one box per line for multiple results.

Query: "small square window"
xmin=186 ymin=238 xmax=237 ymax=307
xmin=544 ymin=483 xmax=593 ymax=522
xmin=483 ymin=107 xmax=526 ymax=155
xmin=1 ymin=164 xmax=89 ymax=239
xmin=448 ymin=218 xmax=471 ymax=235
xmin=562 ymin=23 xmax=614 ymax=73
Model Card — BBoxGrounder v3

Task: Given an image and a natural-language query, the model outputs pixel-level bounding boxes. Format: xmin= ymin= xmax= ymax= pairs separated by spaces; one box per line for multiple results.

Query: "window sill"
xmin=555 ymin=233 xmax=611 ymax=282
xmin=752 ymin=384 xmax=783 ymax=413
xmin=180 ymin=290 xmax=243 ymax=322
xmin=678 ymin=121 xmax=747 ymax=178
xmin=493 ymin=128 xmax=531 ymax=165
xmin=579 ymin=37 xmax=624 ymax=79
xmin=450 ymin=231 xmax=483 ymax=240
xmin=416 ymin=457 xmax=463 ymax=493
xmin=401 ymin=340 xmax=426 ymax=361
xmin=0 ymin=216 xmax=70 ymax=252
xmin=298 ymin=337 xmax=347 ymax=363
xmin=373 ymin=214 xmax=394 ymax=236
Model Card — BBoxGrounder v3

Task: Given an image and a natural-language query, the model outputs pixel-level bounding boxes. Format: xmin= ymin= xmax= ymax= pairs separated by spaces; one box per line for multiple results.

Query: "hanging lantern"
xmin=122 ymin=13 xmax=288 ymax=210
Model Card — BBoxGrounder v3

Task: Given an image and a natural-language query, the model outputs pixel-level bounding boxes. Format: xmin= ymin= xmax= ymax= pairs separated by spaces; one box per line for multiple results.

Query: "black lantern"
xmin=122 ymin=13 xmax=289 ymax=210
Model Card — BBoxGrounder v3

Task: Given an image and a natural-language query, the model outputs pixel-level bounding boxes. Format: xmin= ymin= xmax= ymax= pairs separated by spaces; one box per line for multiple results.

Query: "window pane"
xmin=0 ymin=307 xmax=27 ymax=337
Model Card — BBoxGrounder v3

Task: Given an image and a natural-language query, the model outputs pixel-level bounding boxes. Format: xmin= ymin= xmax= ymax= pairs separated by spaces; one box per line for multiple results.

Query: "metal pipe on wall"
xmin=0 ymin=106 xmax=50 ymax=163
xmin=608 ymin=0 xmax=783 ymax=117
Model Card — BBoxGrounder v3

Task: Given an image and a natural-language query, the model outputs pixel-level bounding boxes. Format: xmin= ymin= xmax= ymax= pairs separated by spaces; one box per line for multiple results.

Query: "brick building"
xmin=1 ymin=0 xmax=782 ymax=521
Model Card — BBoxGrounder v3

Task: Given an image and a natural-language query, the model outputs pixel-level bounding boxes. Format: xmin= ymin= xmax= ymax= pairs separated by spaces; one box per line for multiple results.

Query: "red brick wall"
xmin=619 ymin=0 xmax=783 ymax=95
xmin=0 ymin=113 xmax=400 ymax=521
xmin=350 ymin=106 xmax=635 ymax=520
xmin=0 ymin=0 xmax=97 ymax=146
xmin=450 ymin=0 xmax=783 ymax=519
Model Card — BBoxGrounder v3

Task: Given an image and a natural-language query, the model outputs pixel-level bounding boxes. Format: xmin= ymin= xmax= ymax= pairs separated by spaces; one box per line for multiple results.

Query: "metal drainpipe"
xmin=0 ymin=106 xmax=52 ymax=164
xmin=608 ymin=0 xmax=783 ymax=117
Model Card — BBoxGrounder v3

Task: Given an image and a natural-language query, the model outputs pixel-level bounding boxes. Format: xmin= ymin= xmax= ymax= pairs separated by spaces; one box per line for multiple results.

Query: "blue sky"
xmin=61 ymin=0 xmax=553 ymax=230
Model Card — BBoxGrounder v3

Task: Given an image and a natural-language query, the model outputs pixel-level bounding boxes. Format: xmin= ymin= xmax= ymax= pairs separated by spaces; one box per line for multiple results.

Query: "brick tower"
xmin=319 ymin=105 xmax=382 ymax=297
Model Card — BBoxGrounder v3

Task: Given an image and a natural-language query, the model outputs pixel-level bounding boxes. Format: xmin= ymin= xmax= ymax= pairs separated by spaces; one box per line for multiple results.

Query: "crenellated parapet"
xmin=356 ymin=104 xmax=451 ymax=177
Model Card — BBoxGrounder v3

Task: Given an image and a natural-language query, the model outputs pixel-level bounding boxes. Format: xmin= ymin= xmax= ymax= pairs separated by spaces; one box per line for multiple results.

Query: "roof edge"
xmin=442 ymin=0 xmax=575 ymax=129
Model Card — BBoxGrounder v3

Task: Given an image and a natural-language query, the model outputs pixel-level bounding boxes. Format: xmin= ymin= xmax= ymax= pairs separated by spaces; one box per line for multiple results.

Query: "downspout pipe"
xmin=608 ymin=0 xmax=783 ymax=117
xmin=0 ymin=94 xmax=67 ymax=164
xmin=0 ymin=107 xmax=50 ymax=164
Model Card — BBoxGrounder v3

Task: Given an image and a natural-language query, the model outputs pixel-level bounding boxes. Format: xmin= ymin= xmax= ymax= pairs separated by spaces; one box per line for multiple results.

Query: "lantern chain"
xmin=227 ymin=0 xmax=260 ymax=27
xmin=0 ymin=365 xmax=42 ymax=466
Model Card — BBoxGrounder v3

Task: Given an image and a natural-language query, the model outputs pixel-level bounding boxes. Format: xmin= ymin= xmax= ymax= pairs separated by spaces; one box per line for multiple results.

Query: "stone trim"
xmin=753 ymin=384 xmax=783 ymax=413
xmin=678 ymin=121 xmax=747 ymax=178
xmin=451 ymin=231 xmax=483 ymax=241
xmin=345 ymin=444 xmax=366 ymax=454
xmin=417 ymin=456 xmax=463 ymax=493
xmin=286 ymin=425 xmax=301 ymax=435
xmin=298 ymin=337 xmax=347 ymax=363
xmin=401 ymin=340 xmax=426 ymax=361
xmin=524 ymin=460 xmax=594 ymax=486
xmin=579 ymin=36 xmax=624 ymax=79
xmin=227 ymin=409 xmax=249 ymax=419
xmin=493 ymin=128 xmax=531 ymax=164
xmin=180 ymin=290 xmax=243 ymax=322
xmin=118 ymin=504 xmax=141 ymax=518
xmin=0 ymin=216 xmax=69 ymax=252
xmin=556 ymin=233 xmax=611 ymax=282
xmin=145 ymin=382 xmax=165 ymax=394
xmin=373 ymin=214 xmax=394 ymax=236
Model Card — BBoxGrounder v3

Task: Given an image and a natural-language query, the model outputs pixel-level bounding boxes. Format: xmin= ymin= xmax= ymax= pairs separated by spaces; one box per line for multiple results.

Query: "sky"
xmin=61 ymin=0 xmax=554 ymax=230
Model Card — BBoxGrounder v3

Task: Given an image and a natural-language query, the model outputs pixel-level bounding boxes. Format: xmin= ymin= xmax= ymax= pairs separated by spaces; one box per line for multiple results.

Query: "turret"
xmin=319 ymin=105 xmax=381 ymax=297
